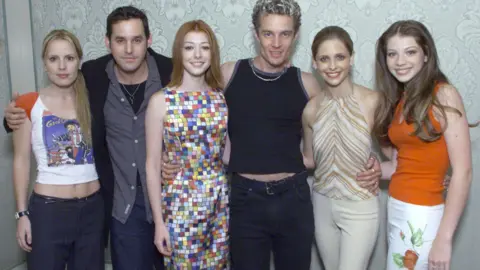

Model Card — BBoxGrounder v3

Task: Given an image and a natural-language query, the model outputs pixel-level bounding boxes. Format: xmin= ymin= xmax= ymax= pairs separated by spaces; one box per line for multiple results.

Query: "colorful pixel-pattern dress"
xmin=162 ymin=88 xmax=229 ymax=269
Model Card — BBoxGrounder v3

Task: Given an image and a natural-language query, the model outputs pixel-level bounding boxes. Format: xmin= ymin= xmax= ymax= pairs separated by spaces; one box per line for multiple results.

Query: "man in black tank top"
xmin=154 ymin=1 xmax=381 ymax=269
xmin=220 ymin=1 xmax=382 ymax=270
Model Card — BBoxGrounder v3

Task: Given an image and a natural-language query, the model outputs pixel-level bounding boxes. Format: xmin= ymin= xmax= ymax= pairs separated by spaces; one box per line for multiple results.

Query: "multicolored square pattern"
xmin=162 ymin=88 xmax=229 ymax=269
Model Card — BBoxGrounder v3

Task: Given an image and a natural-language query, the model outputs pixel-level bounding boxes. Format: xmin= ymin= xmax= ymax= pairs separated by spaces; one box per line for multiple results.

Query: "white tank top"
xmin=17 ymin=92 xmax=98 ymax=185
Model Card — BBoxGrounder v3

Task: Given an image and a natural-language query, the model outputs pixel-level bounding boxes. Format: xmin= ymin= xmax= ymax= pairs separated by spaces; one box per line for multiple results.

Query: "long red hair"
xmin=167 ymin=20 xmax=223 ymax=90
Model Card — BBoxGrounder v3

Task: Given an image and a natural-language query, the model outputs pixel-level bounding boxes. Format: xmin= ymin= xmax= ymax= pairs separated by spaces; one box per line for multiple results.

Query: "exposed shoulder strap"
xmin=16 ymin=92 xmax=39 ymax=120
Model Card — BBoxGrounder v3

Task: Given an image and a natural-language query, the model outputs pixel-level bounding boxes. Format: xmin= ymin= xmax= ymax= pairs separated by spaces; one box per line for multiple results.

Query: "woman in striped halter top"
xmin=302 ymin=26 xmax=380 ymax=270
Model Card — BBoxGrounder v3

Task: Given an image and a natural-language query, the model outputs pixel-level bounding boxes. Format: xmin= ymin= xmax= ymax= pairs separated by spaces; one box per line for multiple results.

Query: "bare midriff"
xmin=239 ymin=173 xmax=296 ymax=182
xmin=34 ymin=180 xmax=100 ymax=198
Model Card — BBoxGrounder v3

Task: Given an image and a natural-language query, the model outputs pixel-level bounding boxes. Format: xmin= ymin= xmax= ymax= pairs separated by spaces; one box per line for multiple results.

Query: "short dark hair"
xmin=106 ymin=6 xmax=150 ymax=39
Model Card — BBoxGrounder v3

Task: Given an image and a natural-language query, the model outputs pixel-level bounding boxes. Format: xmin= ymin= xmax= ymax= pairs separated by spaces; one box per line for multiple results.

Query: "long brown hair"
xmin=373 ymin=20 xmax=458 ymax=145
xmin=42 ymin=29 xmax=92 ymax=145
xmin=167 ymin=20 xmax=223 ymax=90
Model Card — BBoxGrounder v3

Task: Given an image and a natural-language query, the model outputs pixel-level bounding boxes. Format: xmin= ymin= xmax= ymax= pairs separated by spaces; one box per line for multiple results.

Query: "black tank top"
xmin=225 ymin=59 xmax=308 ymax=174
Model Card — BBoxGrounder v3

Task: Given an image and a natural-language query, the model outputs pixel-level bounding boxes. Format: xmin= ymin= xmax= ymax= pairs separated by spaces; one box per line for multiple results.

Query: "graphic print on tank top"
xmin=41 ymin=111 xmax=94 ymax=166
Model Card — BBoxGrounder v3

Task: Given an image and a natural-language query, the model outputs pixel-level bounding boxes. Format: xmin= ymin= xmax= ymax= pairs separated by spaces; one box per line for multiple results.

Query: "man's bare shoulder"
xmin=221 ymin=61 xmax=236 ymax=70
xmin=221 ymin=61 xmax=239 ymax=89
xmin=300 ymin=71 xmax=322 ymax=99
xmin=221 ymin=61 xmax=237 ymax=76
xmin=303 ymin=94 xmax=323 ymax=125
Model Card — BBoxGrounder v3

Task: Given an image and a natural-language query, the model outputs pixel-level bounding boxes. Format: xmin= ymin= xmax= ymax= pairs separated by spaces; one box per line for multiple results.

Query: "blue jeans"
xmin=229 ymin=171 xmax=315 ymax=270
xmin=110 ymin=188 xmax=164 ymax=270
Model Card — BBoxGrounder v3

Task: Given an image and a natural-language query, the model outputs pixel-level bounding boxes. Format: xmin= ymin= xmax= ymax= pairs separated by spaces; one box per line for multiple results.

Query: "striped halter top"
xmin=312 ymin=92 xmax=375 ymax=200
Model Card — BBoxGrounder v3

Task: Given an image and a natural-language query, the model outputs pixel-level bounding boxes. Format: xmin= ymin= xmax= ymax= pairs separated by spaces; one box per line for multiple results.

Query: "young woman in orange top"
xmin=374 ymin=20 xmax=474 ymax=270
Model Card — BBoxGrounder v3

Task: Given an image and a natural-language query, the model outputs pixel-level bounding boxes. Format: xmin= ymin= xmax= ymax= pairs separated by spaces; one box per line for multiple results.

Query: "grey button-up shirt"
xmin=104 ymin=54 xmax=163 ymax=223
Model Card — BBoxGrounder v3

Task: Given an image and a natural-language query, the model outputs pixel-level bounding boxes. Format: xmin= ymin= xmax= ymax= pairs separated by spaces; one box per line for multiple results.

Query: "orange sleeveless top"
xmin=387 ymin=85 xmax=449 ymax=206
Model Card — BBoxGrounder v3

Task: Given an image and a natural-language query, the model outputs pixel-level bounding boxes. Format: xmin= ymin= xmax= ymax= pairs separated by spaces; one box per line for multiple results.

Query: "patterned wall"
xmin=30 ymin=0 xmax=480 ymax=132
xmin=0 ymin=0 xmax=10 ymax=128
xmin=27 ymin=0 xmax=480 ymax=269
xmin=0 ymin=1 xmax=24 ymax=269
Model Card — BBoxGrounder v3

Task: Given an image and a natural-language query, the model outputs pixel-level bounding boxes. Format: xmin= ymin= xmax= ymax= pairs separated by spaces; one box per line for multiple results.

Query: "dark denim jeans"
xmin=110 ymin=188 xmax=164 ymax=270
xmin=27 ymin=190 xmax=104 ymax=270
xmin=229 ymin=171 xmax=315 ymax=270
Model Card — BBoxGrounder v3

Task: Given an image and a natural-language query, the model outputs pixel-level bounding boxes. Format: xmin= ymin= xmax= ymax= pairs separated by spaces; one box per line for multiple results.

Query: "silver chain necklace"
xmin=120 ymin=82 xmax=142 ymax=104
xmin=249 ymin=59 xmax=287 ymax=82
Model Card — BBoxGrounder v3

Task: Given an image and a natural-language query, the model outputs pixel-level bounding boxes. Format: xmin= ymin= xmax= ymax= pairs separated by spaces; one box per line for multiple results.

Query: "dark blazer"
xmin=4 ymin=48 xmax=173 ymax=245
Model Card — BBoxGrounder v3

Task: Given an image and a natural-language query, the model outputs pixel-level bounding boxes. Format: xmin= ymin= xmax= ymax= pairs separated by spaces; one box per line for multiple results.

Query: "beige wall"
xmin=0 ymin=0 xmax=23 ymax=269
xmin=1 ymin=0 xmax=37 ymax=269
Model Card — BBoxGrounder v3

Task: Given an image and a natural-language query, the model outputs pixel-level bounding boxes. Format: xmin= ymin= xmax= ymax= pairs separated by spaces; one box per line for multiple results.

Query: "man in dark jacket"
xmin=4 ymin=6 xmax=172 ymax=270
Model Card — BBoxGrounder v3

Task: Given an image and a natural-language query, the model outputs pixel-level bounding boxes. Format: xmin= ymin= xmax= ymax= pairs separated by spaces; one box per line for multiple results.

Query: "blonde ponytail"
xmin=73 ymin=71 xmax=92 ymax=146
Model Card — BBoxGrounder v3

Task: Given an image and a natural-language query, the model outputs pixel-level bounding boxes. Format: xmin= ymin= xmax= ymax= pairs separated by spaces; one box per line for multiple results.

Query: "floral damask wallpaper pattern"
xmin=27 ymin=0 xmax=480 ymax=269
xmin=29 ymin=0 xmax=480 ymax=129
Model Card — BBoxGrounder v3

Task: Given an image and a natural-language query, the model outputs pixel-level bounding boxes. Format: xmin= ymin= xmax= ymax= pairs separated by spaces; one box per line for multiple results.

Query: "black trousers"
xmin=27 ymin=190 xmax=105 ymax=270
xmin=229 ymin=171 xmax=315 ymax=270
xmin=110 ymin=188 xmax=164 ymax=270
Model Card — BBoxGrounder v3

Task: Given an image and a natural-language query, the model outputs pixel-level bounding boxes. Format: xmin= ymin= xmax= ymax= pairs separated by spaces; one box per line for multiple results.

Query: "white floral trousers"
xmin=387 ymin=197 xmax=444 ymax=270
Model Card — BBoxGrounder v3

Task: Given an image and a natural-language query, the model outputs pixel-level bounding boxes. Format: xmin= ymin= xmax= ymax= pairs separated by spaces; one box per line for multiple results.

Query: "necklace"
xmin=249 ymin=59 xmax=287 ymax=82
xmin=120 ymin=82 xmax=143 ymax=104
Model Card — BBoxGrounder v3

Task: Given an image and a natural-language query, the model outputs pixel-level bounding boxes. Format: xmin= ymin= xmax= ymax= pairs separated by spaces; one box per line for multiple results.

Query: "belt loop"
xmin=265 ymin=182 xmax=274 ymax=195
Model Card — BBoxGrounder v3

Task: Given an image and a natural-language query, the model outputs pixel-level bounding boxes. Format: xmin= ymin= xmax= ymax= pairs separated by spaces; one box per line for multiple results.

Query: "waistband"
xmin=388 ymin=196 xmax=444 ymax=209
xmin=32 ymin=190 xmax=101 ymax=204
xmin=232 ymin=171 xmax=308 ymax=195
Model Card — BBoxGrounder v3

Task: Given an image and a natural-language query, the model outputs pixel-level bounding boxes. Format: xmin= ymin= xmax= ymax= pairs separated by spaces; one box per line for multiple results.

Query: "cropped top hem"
xmin=228 ymin=167 xmax=306 ymax=174
xmin=15 ymin=92 xmax=98 ymax=185
xmin=36 ymin=175 xmax=98 ymax=185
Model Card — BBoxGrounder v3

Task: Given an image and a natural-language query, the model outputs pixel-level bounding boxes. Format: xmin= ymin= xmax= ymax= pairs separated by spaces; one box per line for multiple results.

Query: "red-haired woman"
xmin=144 ymin=20 xmax=229 ymax=269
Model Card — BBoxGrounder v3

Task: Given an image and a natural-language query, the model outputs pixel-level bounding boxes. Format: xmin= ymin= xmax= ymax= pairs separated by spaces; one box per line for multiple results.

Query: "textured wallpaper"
xmin=0 ymin=1 xmax=22 ymax=269
xmin=26 ymin=0 xmax=480 ymax=269
xmin=0 ymin=0 xmax=11 ymax=172
xmin=30 ymin=0 xmax=480 ymax=135
xmin=0 ymin=0 xmax=10 ymax=117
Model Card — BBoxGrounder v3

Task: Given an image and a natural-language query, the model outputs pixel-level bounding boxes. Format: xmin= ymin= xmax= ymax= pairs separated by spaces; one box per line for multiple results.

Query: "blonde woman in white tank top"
xmin=12 ymin=30 xmax=103 ymax=270
xmin=302 ymin=26 xmax=381 ymax=270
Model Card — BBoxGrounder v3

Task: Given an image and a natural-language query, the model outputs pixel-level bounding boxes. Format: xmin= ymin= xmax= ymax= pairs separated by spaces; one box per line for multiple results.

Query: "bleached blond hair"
xmin=252 ymin=0 xmax=302 ymax=33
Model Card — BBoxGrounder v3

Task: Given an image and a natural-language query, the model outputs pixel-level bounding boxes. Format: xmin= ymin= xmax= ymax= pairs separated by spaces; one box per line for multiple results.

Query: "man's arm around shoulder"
xmin=301 ymin=71 xmax=323 ymax=100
